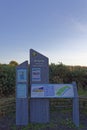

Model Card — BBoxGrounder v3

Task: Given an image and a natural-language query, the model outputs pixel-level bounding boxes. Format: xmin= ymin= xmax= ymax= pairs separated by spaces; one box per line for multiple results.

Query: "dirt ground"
xmin=0 ymin=108 xmax=87 ymax=130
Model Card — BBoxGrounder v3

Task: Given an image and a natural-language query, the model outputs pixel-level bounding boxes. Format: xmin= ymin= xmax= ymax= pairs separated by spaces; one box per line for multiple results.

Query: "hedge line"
xmin=0 ymin=64 xmax=16 ymax=96
xmin=0 ymin=63 xmax=87 ymax=96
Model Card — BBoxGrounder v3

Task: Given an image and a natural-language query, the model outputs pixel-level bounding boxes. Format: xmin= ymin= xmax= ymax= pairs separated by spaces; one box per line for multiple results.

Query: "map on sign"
xmin=56 ymin=85 xmax=71 ymax=96
xmin=31 ymin=84 xmax=74 ymax=98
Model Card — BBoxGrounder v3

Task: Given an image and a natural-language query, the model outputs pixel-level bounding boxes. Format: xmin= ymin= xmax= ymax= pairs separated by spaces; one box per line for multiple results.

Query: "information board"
xmin=30 ymin=49 xmax=49 ymax=123
xmin=31 ymin=84 xmax=74 ymax=98
xmin=17 ymin=84 xmax=27 ymax=98
xmin=32 ymin=68 xmax=41 ymax=81
xmin=17 ymin=69 xmax=27 ymax=82
xmin=16 ymin=61 xmax=28 ymax=125
xmin=30 ymin=49 xmax=49 ymax=84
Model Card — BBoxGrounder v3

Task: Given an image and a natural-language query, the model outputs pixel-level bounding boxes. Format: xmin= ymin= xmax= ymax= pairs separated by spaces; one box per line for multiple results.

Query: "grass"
xmin=11 ymin=118 xmax=85 ymax=130
xmin=0 ymin=96 xmax=87 ymax=130
xmin=60 ymin=118 xmax=76 ymax=128
xmin=0 ymin=96 xmax=15 ymax=117
xmin=12 ymin=122 xmax=55 ymax=130
xmin=78 ymin=88 xmax=87 ymax=96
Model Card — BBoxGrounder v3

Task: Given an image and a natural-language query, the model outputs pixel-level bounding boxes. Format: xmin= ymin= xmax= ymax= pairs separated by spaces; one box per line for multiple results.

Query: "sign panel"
xmin=32 ymin=68 xmax=41 ymax=81
xmin=17 ymin=84 xmax=27 ymax=98
xmin=17 ymin=69 xmax=27 ymax=82
xmin=31 ymin=84 xmax=74 ymax=98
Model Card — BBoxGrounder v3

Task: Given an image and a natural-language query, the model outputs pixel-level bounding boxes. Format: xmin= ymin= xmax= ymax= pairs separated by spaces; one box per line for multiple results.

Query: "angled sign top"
xmin=30 ymin=49 xmax=49 ymax=84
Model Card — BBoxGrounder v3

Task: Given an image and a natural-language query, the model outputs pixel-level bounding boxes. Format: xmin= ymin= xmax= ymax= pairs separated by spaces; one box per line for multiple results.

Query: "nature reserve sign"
xmin=16 ymin=49 xmax=79 ymax=127
xmin=31 ymin=84 xmax=74 ymax=98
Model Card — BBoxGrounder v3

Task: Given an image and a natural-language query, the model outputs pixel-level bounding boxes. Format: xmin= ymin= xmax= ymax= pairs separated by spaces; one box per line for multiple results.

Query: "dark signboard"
xmin=30 ymin=49 xmax=49 ymax=84
xmin=30 ymin=49 xmax=49 ymax=123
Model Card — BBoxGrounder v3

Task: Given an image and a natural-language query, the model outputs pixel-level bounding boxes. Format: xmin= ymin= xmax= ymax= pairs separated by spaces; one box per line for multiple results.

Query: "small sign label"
xmin=32 ymin=68 xmax=41 ymax=81
xmin=17 ymin=69 xmax=27 ymax=82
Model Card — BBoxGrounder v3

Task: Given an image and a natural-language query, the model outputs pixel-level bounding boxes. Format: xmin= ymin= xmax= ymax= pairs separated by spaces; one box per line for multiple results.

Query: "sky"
xmin=0 ymin=0 xmax=87 ymax=66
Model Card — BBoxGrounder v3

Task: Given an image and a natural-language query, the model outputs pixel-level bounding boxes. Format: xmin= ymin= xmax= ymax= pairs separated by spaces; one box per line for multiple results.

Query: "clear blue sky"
xmin=0 ymin=0 xmax=87 ymax=66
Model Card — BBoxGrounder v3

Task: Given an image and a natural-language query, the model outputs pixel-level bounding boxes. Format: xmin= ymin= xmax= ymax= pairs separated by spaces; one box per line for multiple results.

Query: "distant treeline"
xmin=0 ymin=61 xmax=87 ymax=96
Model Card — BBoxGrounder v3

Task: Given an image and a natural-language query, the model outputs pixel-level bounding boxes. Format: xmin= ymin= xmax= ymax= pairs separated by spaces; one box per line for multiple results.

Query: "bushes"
xmin=0 ymin=62 xmax=87 ymax=97
xmin=49 ymin=63 xmax=87 ymax=90
xmin=0 ymin=64 xmax=16 ymax=96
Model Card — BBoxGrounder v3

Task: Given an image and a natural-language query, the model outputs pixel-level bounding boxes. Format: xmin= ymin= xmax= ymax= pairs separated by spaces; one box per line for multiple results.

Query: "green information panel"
xmin=31 ymin=84 xmax=74 ymax=98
